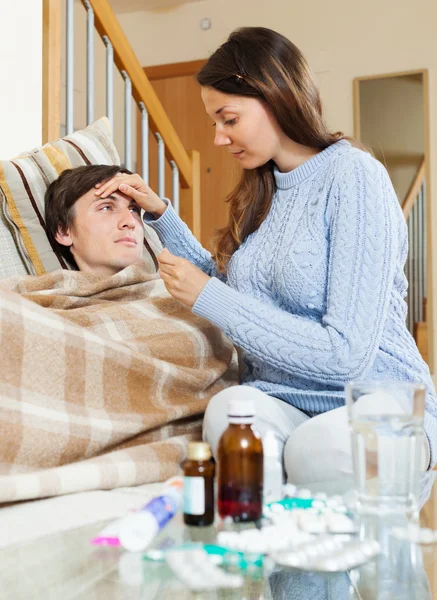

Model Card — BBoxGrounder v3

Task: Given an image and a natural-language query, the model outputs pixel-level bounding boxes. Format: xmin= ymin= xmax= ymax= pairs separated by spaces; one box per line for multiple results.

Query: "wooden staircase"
xmin=42 ymin=0 xmax=200 ymax=237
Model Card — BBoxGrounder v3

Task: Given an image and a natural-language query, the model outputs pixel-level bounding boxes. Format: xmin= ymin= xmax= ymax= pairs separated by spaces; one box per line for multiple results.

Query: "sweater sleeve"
xmin=143 ymin=200 xmax=217 ymax=276
xmin=192 ymin=154 xmax=400 ymax=385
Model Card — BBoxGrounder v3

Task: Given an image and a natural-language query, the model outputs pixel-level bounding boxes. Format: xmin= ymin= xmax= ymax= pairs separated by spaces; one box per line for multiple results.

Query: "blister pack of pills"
xmin=217 ymin=523 xmax=313 ymax=555
xmin=266 ymin=489 xmax=356 ymax=535
xmin=165 ymin=548 xmax=244 ymax=591
xmin=270 ymin=537 xmax=381 ymax=573
xmin=271 ymin=507 xmax=356 ymax=534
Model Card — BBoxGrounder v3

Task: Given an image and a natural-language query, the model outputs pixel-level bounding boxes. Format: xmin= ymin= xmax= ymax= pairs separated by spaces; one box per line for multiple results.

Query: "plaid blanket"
xmin=0 ymin=263 xmax=236 ymax=503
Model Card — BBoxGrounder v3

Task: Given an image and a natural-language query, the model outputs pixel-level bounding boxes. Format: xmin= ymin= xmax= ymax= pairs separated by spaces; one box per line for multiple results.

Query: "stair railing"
xmin=403 ymin=159 xmax=428 ymax=360
xmin=62 ymin=0 xmax=200 ymax=236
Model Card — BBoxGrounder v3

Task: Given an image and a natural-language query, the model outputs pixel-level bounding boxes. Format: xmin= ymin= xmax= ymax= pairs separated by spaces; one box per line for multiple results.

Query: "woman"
xmin=95 ymin=27 xmax=436 ymax=501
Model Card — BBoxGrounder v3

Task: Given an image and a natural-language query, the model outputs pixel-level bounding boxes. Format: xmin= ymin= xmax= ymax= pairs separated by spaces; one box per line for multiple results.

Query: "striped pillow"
xmin=0 ymin=117 xmax=161 ymax=276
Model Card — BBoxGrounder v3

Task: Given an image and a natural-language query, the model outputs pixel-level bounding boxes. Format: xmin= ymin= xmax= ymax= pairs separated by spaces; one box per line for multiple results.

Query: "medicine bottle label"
xmin=183 ymin=476 xmax=205 ymax=515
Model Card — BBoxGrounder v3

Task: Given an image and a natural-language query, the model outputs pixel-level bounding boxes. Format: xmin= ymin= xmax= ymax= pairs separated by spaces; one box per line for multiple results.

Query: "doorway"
xmin=353 ymin=69 xmax=433 ymax=365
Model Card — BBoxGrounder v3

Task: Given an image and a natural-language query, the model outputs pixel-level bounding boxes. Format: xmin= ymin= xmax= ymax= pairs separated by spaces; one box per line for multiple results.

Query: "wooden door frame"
xmin=143 ymin=59 xmax=206 ymax=81
xmin=137 ymin=58 xmax=206 ymax=180
xmin=353 ymin=68 xmax=428 ymax=140
xmin=353 ymin=68 xmax=434 ymax=372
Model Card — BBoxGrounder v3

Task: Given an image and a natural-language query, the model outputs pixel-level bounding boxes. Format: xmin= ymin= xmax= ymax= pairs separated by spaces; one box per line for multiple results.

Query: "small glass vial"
xmin=263 ymin=430 xmax=283 ymax=503
xmin=183 ymin=442 xmax=215 ymax=526
xmin=217 ymin=398 xmax=263 ymax=522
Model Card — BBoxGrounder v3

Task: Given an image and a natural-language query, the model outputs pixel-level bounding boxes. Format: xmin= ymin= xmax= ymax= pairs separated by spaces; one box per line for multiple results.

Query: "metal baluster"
xmin=405 ymin=247 xmax=410 ymax=331
xmin=66 ymin=0 xmax=74 ymax=134
xmin=170 ymin=160 xmax=180 ymax=215
xmin=407 ymin=214 xmax=414 ymax=334
xmin=84 ymin=0 xmax=94 ymax=125
xmin=102 ymin=36 xmax=114 ymax=132
xmin=121 ymin=71 xmax=132 ymax=171
xmin=423 ymin=180 xmax=427 ymax=307
xmin=413 ymin=200 xmax=420 ymax=325
xmin=138 ymin=102 xmax=149 ymax=183
xmin=417 ymin=185 xmax=424 ymax=322
xmin=155 ymin=133 xmax=165 ymax=198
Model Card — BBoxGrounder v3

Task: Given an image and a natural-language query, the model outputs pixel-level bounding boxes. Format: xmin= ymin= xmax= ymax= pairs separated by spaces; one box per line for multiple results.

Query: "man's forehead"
xmin=88 ymin=189 xmax=138 ymax=204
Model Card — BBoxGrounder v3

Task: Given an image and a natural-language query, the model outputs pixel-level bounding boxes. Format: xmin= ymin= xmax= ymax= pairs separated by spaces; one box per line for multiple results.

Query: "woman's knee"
xmin=284 ymin=407 xmax=353 ymax=489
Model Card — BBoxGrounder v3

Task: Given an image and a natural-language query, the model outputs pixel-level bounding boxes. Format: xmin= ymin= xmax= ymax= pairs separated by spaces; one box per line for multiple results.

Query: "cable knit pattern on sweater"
xmin=144 ymin=140 xmax=437 ymax=502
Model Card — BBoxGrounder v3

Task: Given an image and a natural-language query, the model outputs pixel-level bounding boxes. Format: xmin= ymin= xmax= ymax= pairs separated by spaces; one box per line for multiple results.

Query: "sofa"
xmin=0 ymin=118 xmax=181 ymax=547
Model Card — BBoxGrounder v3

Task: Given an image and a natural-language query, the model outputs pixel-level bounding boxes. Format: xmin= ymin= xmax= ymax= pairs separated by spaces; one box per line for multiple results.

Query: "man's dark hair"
xmin=45 ymin=164 xmax=132 ymax=266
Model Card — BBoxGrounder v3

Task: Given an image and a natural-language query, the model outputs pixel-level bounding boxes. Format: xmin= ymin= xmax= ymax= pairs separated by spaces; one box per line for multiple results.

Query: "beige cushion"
xmin=0 ymin=117 xmax=162 ymax=276
xmin=0 ymin=201 xmax=27 ymax=279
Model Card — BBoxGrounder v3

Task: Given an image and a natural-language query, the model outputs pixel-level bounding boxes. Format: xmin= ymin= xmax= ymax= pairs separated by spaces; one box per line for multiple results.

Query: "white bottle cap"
xmin=227 ymin=398 xmax=255 ymax=423
xmin=119 ymin=510 xmax=159 ymax=552
xmin=263 ymin=430 xmax=279 ymax=457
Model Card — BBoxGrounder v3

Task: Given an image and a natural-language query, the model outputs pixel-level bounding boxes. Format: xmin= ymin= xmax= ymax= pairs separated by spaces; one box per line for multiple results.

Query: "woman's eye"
xmin=225 ymin=118 xmax=237 ymax=126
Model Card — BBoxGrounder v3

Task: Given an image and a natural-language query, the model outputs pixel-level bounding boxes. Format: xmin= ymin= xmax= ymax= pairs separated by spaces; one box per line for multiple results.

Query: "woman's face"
xmin=201 ymin=86 xmax=284 ymax=170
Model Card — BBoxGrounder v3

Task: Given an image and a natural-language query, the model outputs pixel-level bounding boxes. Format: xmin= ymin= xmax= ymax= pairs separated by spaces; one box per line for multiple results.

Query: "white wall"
xmin=0 ymin=0 xmax=42 ymax=157
xmin=359 ymin=76 xmax=424 ymax=203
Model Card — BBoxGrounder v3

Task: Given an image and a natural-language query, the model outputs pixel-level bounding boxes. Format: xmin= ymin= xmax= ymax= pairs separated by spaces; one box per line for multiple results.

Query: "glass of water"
xmin=345 ymin=380 xmax=427 ymax=517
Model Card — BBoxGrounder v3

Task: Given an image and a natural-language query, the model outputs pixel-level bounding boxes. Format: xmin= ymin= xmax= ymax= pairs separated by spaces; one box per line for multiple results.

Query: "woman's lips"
xmin=232 ymin=150 xmax=245 ymax=159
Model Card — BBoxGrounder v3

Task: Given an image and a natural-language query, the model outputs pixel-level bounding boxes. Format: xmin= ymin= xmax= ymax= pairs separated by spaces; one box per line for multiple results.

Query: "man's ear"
xmin=55 ymin=227 xmax=73 ymax=248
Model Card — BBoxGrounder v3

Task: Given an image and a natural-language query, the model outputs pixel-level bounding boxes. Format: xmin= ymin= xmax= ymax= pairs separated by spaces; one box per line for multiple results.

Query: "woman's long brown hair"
xmin=197 ymin=27 xmax=344 ymax=272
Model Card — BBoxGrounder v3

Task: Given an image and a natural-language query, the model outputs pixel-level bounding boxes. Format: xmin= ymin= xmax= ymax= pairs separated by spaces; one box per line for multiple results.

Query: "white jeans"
xmin=203 ymin=385 xmax=430 ymax=495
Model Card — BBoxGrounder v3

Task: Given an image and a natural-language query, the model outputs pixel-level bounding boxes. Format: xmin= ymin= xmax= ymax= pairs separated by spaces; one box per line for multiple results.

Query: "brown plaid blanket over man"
xmin=0 ymin=263 xmax=236 ymax=503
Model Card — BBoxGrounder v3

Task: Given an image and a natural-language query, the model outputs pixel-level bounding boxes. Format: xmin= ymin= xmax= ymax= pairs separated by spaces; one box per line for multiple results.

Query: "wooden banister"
xmin=402 ymin=158 xmax=426 ymax=220
xmin=42 ymin=0 xmax=61 ymax=143
xmin=81 ymin=0 xmax=193 ymax=189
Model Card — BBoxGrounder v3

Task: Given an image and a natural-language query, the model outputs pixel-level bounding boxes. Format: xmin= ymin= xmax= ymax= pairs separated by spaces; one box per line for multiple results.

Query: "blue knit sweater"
xmin=145 ymin=140 xmax=437 ymax=499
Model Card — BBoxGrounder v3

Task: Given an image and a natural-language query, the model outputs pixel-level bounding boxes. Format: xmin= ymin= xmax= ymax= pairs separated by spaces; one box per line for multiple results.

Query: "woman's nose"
xmin=214 ymin=129 xmax=231 ymax=147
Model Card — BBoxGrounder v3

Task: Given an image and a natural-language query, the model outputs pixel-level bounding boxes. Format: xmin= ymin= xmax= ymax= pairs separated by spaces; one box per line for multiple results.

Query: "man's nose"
xmin=120 ymin=210 xmax=136 ymax=229
xmin=214 ymin=128 xmax=231 ymax=147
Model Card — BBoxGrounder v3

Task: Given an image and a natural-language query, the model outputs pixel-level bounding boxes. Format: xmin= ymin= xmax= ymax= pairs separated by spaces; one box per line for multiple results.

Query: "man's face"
xmin=55 ymin=186 xmax=144 ymax=276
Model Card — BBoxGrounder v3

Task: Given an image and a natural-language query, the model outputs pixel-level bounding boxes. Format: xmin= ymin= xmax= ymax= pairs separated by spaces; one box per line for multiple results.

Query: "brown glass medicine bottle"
xmin=183 ymin=442 xmax=215 ymax=526
xmin=217 ymin=398 xmax=264 ymax=522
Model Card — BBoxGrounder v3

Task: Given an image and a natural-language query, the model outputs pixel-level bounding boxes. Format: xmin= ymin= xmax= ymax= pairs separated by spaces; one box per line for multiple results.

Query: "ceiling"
xmin=108 ymin=0 xmax=205 ymax=13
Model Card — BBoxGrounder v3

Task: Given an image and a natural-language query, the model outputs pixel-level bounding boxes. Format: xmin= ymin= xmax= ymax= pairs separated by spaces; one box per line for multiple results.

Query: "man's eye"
xmin=130 ymin=206 xmax=141 ymax=215
xmin=100 ymin=205 xmax=111 ymax=211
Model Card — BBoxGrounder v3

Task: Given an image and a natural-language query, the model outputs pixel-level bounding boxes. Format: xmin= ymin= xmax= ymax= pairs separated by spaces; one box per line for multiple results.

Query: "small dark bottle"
xmin=217 ymin=398 xmax=263 ymax=522
xmin=183 ymin=442 xmax=215 ymax=526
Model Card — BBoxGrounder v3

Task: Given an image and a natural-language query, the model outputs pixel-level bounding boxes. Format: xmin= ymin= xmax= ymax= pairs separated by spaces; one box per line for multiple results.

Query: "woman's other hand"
xmin=158 ymin=248 xmax=210 ymax=307
xmin=95 ymin=173 xmax=167 ymax=218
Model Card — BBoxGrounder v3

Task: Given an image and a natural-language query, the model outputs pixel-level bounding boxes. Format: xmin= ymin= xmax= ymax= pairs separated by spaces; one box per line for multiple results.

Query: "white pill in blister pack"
xmin=165 ymin=549 xmax=244 ymax=590
xmin=314 ymin=492 xmax=328 ymax=501
xmin=298 ymin=513 xmax=327 ymax=534
xmin=296 ymin=488 xmax=312 ymax=499
xmin=217 ymin=523 xmax=313 ymax=555
xmin=271 ymin=538 xmax=380 ymax=573
xmin=325 ymin=513 xmax=356 ymax=534
xmin=269 ymin=504 xmax=356 ymax=535
xmin=283 ymin=483 xmax=297 ymax=497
